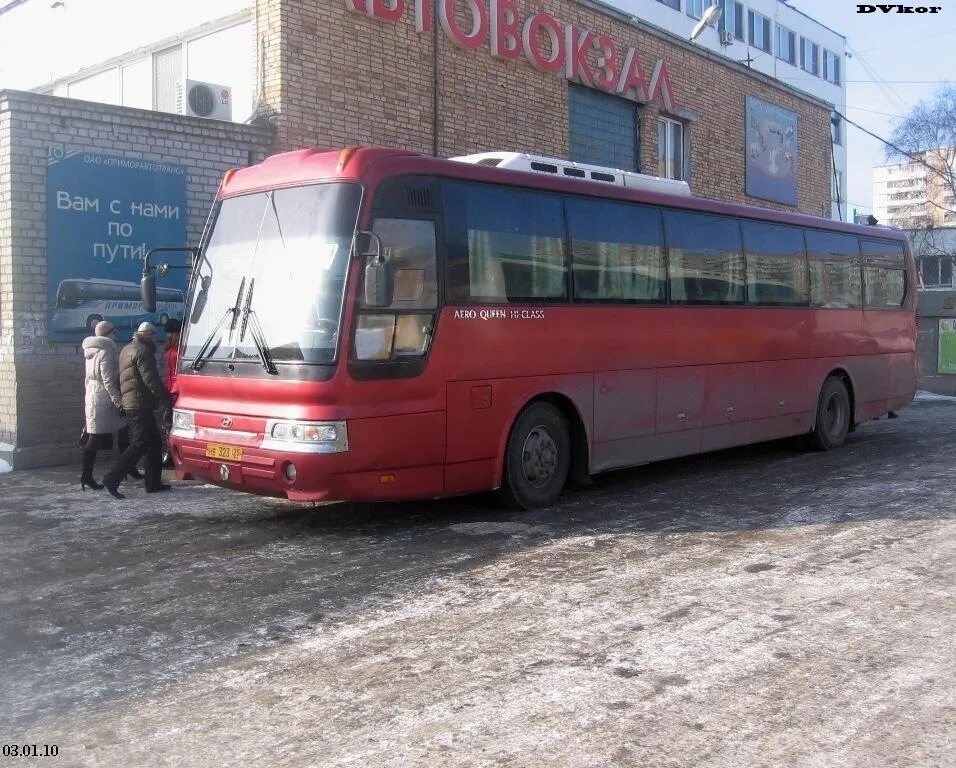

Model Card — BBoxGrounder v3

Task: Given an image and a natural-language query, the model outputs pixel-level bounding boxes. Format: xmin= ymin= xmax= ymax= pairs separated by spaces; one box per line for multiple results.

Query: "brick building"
xmin=258 ymin=0 xmax=832 ymax=216
xmin=0 ymin=92 xmax=270 ymax=467
xmin=0 ymin=0 xmax=836 ymax=467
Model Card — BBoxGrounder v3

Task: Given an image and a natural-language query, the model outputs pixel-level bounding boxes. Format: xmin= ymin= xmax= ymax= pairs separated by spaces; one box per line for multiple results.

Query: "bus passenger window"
xmin=566 ymin=199 xmax=665 ymax=303
xmin=741 ymin=221 xmax=808 ymax=306
xmin=444 ymin=181 xmax=567 ymax=303
xmin=861 ymin=239 xmax=906 ymax=308
xmin=664 ymin=211 xmax=744 ymax=304
xmin=806 ymin=231 xmax=861 ymax=308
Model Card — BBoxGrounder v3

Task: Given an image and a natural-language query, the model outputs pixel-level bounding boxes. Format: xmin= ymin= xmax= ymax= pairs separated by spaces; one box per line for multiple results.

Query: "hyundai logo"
xmin=221 ymin=417 xmax=233 ymax=428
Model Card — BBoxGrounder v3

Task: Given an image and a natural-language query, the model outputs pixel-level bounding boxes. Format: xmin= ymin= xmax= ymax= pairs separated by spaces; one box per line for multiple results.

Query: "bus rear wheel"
xmin=497 ymin=402 xmax=570 ymax=509
xmin=806 ymin=376 xmax=850 ymax=451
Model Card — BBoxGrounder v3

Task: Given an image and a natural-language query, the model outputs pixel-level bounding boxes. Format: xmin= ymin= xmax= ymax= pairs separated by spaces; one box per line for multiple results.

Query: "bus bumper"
xmin=171 ymin=438 xmax=444 ymax=502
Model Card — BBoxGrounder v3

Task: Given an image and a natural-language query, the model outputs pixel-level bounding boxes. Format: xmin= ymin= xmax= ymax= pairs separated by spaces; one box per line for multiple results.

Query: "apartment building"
xmin=873 ymin=150 xmax=956 ymax=229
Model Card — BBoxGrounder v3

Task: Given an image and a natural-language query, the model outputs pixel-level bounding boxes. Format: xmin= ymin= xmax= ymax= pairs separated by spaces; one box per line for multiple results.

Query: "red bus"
xmin=153 ymin=146 xmax=916 ymax=509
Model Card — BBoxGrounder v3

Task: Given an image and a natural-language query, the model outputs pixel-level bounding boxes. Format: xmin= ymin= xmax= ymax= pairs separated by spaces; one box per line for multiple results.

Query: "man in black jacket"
xmin=103 ymin=322 xmax=173 ymax=499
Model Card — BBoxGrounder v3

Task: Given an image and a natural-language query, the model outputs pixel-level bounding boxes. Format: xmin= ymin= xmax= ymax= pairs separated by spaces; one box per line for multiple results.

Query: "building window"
xmin=832 ymin=169 xmax=843 ymax=203
xmin=831 ymin=114 xmax=842 ymax=146
xmin=67 ymin=69 xmax=120 ymax=105
xmin=749 ymin=11 xmax=771 ymax=53
xmin=720 ymin=0 xmax=744 ymax=40
xmin=920 ymin=256 xmax=954 ymax=287
xmin=824 ymin=50 xmax=841 ymax=85
xmin=658 ymin=118 xmax=684 ymax=181
xmin=686 ymin=0 xmax=705 ymax=19
xmin=801 ymin=38 xmax=820 ymax=76
xmin=569 ymin=84 xmax=639 ymax=171
xmin=775 ymin=25 xmax=796 ymax=65
xmin=656 ymin=0 xmax=680 ymax=9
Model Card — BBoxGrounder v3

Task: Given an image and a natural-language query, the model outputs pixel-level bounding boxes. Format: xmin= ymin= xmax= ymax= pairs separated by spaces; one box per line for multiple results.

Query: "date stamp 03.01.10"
xmin=3 ymin=744 xmax=60 ymax=758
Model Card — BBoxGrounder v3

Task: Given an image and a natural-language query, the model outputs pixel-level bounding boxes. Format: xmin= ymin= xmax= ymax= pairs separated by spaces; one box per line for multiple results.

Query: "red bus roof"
xmin=220 ymin=146 xmax=908 ymax=244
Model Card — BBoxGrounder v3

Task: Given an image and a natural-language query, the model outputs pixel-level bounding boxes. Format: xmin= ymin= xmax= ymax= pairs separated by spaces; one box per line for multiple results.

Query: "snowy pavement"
xmin=1 ymin=398 xmax=953 ymax=767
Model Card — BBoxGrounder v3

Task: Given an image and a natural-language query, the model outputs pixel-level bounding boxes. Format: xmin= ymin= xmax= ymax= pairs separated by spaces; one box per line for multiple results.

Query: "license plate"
xmin=205 ymin=443 xmax=243 ymax=462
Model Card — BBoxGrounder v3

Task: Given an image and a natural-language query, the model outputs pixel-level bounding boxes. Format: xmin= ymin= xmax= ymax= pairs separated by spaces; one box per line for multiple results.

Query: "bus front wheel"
xmin=86 ymin=315 xmax=103 ymax=334
xmin=806 ymin=376 xmax=850 ymax=451
xmin=498 ymin=402 xmax=570 ymax=509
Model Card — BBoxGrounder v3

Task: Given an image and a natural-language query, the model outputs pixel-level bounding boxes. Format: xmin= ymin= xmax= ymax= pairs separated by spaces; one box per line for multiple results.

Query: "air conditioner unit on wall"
xmin=177 ymin=79 xmax=232 ymax=120
xmin=719 ymin=29 xmax=734 ymax=46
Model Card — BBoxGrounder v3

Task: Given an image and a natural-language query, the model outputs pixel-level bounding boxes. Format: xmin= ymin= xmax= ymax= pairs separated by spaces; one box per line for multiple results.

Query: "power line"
xmin=846 ymin=105 xmax=907 ymax=120
xmin=837 ymin=109 xmax=955 ymax=200
xmin=847 ymin=46 xmax=910 ymax=114
xmin=784 ymin=79 xmax=956 ymax=84
xmin=855 ymin=27 xmax=956 ymax=54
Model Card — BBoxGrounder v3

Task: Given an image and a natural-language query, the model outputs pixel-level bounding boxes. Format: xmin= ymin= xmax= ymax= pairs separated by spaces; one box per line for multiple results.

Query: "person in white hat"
xmin=101 ymin=321 xmax=172 ymax=498
xmin=78 ymin=320 xmax=123 ymax=489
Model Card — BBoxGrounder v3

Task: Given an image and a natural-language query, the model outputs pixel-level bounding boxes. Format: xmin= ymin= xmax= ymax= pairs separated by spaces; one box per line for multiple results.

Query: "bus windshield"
xmin=183 ymin=182 xmax=362 ymax=366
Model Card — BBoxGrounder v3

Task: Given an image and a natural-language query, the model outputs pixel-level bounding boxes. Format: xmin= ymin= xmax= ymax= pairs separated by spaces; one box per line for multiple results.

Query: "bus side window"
xmin=861 ymin=239 xmax=907 ymax=308
xmin=664 ymin=211 xmax=744 ymax=305
xmin=806 ymin=231 xmax=861 ymax=308
xmin=355 ymin=218 xmax=438 ymax=361
xmin=741 ymin=220 xmax=809 ymax=306
xmin=444 ymin=181 xmax=567 ymax=303
xmin=566 ymin=198 xmax=666 ymax=303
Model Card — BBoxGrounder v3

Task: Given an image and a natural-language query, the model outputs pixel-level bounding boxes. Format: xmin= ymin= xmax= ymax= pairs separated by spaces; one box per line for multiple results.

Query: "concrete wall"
xmin=0 ymin=91 xmax=271 ymax=468
xmin=258 ymin=0 xmax=833 ymax=217
xmin=917 ymin=290 xmax=956 ymax=396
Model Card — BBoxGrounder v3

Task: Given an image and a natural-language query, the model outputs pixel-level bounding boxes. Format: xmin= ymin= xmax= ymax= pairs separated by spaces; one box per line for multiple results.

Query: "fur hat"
xmin=136 ymin=322 xmax=156 ymax=335
xmin=94 ymin=320 xmax=116 ymax=337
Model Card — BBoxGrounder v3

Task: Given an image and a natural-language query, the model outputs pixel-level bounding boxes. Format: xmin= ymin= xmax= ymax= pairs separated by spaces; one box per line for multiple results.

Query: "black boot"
xmin=80 ymin=449 xmax=103 ymax=491
xmin=102 ymin=472 xmax=125 ymax=499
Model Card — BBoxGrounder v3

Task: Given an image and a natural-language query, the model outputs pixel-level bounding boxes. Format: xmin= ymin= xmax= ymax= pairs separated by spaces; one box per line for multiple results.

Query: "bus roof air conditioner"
xmin=450 ymin=152 xmax=692 ymax=196
xmin=176 ymin=79 xmax=233 ymax=121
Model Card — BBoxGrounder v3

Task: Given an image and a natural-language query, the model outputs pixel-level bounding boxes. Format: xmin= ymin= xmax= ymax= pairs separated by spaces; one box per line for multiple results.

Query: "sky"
xmin=0 ymin=0 xmax=952 ymax=215
xmin=794 ymin=0 xmax=956 ymax=216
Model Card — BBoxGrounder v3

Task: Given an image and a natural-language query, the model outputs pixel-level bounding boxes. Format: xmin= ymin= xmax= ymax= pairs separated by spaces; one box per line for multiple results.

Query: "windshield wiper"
xmin=191 ymin=279 xmax=247 ymax=370
xmin=228 ymin=277 xmax=246 ymax=334
xmin=246 ymin=309 xmax=278 ymax=375
xmin=235 ymin=277 xmax=278 ymax=375
xmin=189 ymin=307 xmax=235 ymax=371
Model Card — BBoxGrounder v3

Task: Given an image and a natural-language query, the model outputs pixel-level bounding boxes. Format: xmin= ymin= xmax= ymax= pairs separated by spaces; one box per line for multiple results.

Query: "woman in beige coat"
xmin=80 ymin=320 xmax=140 ymax=489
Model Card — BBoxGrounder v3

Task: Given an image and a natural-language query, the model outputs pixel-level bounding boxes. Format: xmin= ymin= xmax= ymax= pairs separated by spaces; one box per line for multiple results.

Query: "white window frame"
xmin=658 ymin=117 xmax=685 ymax=181
xmin=824 ymin=50 xmax=841 ymax=85
xmin=775 ymin=25 xmax=795 ymax=65
xmin=720 ymin=0 xmax=744 ymax=41
xmin=832 ymin=169 xmax=843 ymax=202
xmin=801 ymin=38 xmax=820 ymax=76
xmin=749 ymin=11 xmax=771 ymax=53
xmin=686 ymin=0 xmax=705 ymax=20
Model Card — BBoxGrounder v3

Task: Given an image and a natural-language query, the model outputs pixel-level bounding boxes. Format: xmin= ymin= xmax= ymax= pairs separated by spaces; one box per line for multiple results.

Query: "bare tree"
xmin=886 ymin=84 xmax=956 ymax=226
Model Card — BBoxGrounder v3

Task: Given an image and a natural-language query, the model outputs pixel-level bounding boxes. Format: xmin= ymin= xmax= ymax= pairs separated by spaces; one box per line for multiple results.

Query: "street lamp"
xmin=689 ymin=4 xmax=722 ymax=42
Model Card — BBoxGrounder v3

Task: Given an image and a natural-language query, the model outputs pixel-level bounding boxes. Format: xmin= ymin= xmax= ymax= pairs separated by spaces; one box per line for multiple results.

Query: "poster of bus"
xmin=46 ymin=148 xmax=188 ymax=343
xmin=745 ymin=96 xmax=799 ymax=207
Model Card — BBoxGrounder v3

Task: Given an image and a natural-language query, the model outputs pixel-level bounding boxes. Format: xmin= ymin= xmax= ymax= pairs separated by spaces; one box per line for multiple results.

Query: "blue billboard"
xmin=745 ymin=96 xmax=799 ymax=207
xmin=46 ymin=149 xmax=188 ymax=342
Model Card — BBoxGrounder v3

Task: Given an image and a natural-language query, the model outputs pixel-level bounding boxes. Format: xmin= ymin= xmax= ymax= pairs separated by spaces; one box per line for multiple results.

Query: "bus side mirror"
xmin=357 ymin=231 xmax=393 ymax=308
xmin=141 ymin=274 xmax=157 ymax=313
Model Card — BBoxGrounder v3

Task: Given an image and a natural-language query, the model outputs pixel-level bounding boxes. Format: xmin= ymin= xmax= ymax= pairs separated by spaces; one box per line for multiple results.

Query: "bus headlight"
xmin=170 ymin=409 xmax=196 ymax=438
xmin=262 ymin=420 xmax=349 ymax=453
